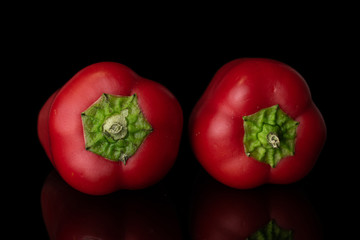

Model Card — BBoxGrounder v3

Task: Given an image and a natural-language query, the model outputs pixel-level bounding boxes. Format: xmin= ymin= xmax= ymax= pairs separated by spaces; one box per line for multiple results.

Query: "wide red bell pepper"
xmin=38 ymin=62 xmax=183 ymax=195
xmin=190 ymin=173 xmax=323 ymax=239
xmin=189 ymin=58 xmax=326 ymax=189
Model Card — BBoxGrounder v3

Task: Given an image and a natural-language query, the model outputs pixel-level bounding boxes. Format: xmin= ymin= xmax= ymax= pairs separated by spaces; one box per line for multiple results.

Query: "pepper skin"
xmin=38 ymin=62 xmax=183 ymax=195
xmin=189 ymin=58 xmax=326 ymax=189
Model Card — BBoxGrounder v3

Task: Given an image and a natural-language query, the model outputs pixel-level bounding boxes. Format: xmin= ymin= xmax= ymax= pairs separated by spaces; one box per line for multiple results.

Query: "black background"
xmin=5 ymin=11 xmax=356 ymax=239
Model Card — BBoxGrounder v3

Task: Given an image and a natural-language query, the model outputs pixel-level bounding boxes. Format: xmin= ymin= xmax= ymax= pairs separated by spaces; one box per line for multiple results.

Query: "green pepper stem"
xmin=81 ymin=93 xmax=152 ymax=164
xmin=267 ymin=132 xmax=280 ymax=149
xmin=102 ymin=109 xmax=129 ymax=140
xmin=242 ymin=105 xmax=299 ymax=168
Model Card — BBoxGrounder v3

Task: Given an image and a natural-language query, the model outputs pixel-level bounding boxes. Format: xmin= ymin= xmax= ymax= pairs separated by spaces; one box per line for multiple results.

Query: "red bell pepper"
xmin=190 ymin=173 xmax=323 ymax=239
xmin=189 ymin=58 xmax=326 ymax=189
xmin=41 ymin=171 xmax=182 ymax=239
xmin=38 ymin=62 xmax=183 ymax=195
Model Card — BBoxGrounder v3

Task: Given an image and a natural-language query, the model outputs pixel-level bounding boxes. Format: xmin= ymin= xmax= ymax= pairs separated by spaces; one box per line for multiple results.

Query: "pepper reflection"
xmin=190 ymin=172 xmax=323 ymax=240
xmin=41 ymin=171 xmax=182 ymax=240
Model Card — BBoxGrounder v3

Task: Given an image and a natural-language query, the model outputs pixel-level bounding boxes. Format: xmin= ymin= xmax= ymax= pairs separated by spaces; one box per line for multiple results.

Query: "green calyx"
xmin=81 ymin=93 xmax=152 ymax=164
xmin=246 ymin=220 xmax=293 ymax=240
xmin=243 ymin=105 xmax=299 ymax=168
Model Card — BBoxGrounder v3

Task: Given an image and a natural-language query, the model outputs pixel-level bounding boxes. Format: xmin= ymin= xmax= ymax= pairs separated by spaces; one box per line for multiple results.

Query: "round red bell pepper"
xmin=38 ymin=62 xmax=183 ymax=195
xmin=190 ymin=173 xmax=323 ymax=239
xmin=189 ymin=58 xmax=326 ymax=189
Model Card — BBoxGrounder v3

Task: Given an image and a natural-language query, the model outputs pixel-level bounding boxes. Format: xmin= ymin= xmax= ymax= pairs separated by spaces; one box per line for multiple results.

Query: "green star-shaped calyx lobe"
xmin=81 ymin=93 xmax=152 ymax=164
xmin=243 ymin=105 xmax=299 ymax=168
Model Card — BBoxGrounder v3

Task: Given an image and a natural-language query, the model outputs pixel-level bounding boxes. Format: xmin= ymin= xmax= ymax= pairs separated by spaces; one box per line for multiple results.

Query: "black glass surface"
xmin=6 ymin=23 xmax=353 ymax=239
